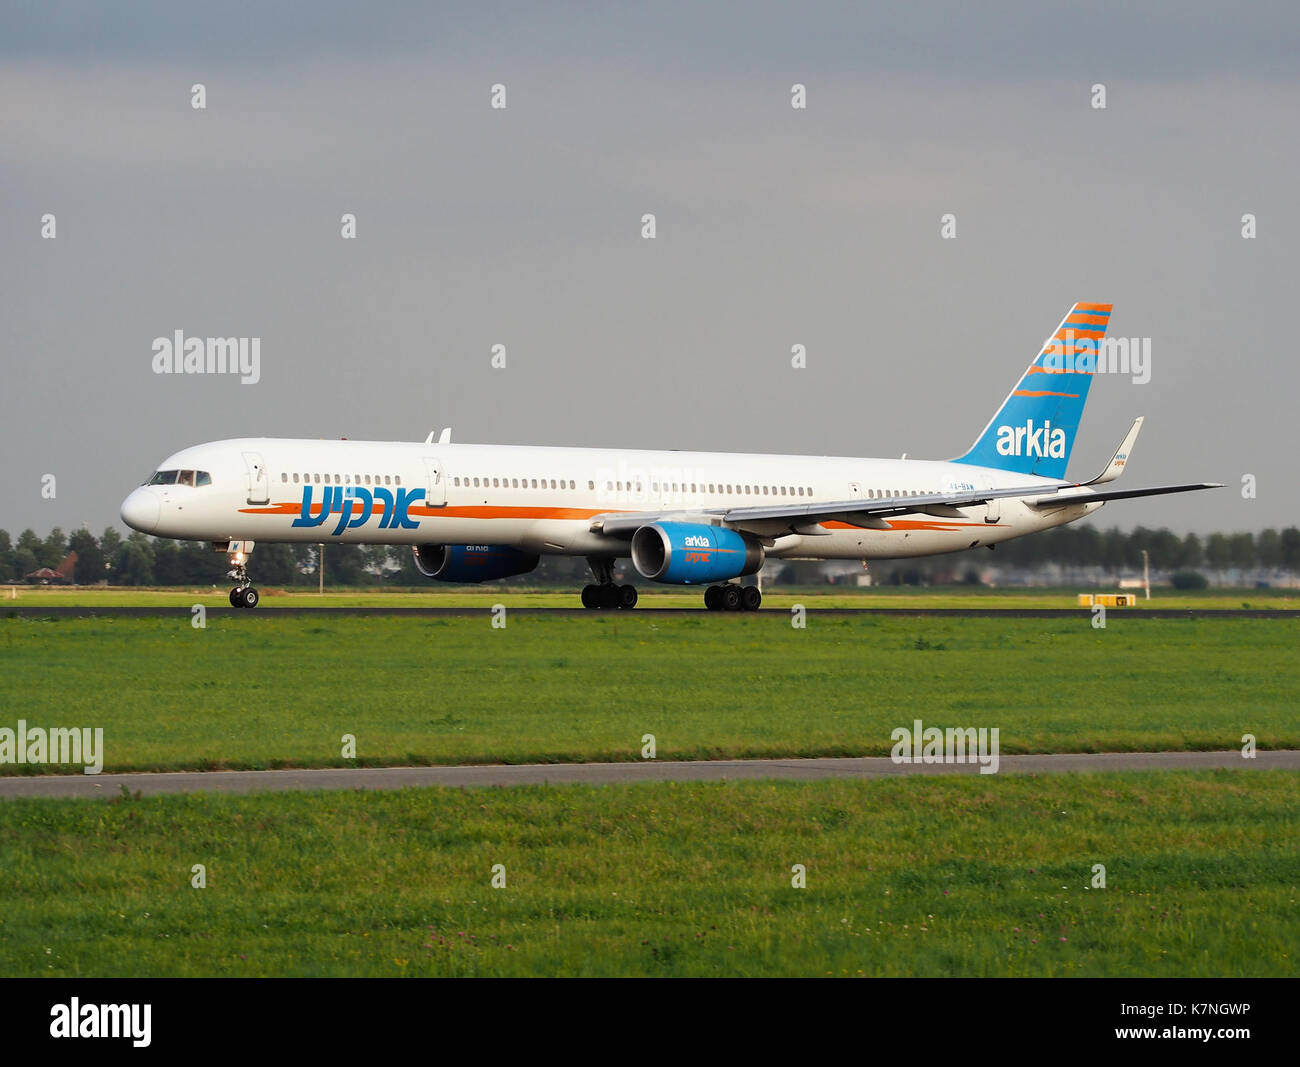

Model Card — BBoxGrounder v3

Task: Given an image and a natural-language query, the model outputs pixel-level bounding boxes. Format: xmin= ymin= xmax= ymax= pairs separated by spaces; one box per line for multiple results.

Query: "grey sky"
xmin=2 ymin=2 xmax=1297 ymax=536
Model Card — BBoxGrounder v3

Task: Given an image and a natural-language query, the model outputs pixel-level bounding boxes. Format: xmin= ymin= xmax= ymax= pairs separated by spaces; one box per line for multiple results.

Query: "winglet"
xmin=1085 ymin=416 xmax=1143 ymax=485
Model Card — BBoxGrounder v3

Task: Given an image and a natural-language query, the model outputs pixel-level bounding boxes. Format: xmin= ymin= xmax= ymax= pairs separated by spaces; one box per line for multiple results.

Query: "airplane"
xmin=120 ymin=302 xmax=1220 ymax=610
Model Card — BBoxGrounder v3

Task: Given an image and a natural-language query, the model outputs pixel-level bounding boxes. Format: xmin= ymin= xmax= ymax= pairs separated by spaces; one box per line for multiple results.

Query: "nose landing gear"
xmin=223 ymin=542 xmax=260 ymax=609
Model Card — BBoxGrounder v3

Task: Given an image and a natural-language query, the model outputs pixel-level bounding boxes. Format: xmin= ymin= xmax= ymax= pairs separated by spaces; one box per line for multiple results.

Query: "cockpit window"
xmin=148 ymin=469 xmax=211 ymax=487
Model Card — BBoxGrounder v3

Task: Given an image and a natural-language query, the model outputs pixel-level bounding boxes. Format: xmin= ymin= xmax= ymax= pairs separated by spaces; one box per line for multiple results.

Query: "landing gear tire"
xmin=720 ymin=585 xmax=742 ymax=612
xmin=616 ymin=584 xmax=638 ymax=610
xmin=704 ymin=586 xmax=722 ymax=611
xmin=581 ymin=584 xmax=599 ymax=609
xmin=599 ymin=584 xmax=620 ymax=609
xmin=239 ymin=587 xmax=260 ymax=609
xmin=741 ymin=585 xmax=762 ymax=612
xmin=229 ymin=587 xmax=243 ymax=607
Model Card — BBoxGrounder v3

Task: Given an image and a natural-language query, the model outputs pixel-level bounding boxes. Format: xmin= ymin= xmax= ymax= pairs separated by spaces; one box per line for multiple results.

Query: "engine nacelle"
xmin=630 ymin=522 xmax=764 ymax=585
xmin=412 ymin=544 xmax=540 ymax=583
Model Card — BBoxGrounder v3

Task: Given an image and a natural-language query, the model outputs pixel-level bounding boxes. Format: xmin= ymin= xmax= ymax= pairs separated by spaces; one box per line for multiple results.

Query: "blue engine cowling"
xmin=630 ymin=522 xmax=764 ymax=585
xmin=412 ymin=544 xmax=540 ymax=583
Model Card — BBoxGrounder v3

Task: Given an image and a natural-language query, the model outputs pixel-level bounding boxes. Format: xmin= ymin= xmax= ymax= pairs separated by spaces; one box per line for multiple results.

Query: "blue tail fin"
xmin=952 ymin=302 xmax=1112 ymax=479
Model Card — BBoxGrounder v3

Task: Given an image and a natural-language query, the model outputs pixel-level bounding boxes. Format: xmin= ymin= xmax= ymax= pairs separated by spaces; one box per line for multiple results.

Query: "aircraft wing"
xmin=591 ymin=482 xmax=1065 ymax=539
xmin=590 ymin=480 xmax=1223 ymax=539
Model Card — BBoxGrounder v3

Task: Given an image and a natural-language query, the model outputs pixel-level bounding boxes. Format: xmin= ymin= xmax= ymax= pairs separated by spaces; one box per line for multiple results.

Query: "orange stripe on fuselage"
xmin=237 ymin=503 xmax=611 ymax=520
xmin=237 ymin=503 xmax=1006 ymax=532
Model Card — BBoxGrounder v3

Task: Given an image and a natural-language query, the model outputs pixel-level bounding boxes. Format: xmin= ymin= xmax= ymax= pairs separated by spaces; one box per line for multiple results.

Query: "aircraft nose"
xmin=120 ymin=487 xmax=160 ymax=533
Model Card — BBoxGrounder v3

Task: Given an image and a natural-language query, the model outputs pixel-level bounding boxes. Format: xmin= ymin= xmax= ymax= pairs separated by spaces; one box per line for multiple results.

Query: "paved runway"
xmin=1 ymin=750 xmax=1294 ymax=799
xmin=5 ymin=606 xmax=1297 ymax=619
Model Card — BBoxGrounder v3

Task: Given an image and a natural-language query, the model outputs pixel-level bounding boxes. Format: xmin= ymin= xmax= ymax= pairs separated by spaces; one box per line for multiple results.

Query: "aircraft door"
xmin=242 ymin=451 xmax=269 ymax=505
xmin=983 ymin=494 xmax=1002 ymax=524
xmin=424 ymin=456 xmax=447 ymax=507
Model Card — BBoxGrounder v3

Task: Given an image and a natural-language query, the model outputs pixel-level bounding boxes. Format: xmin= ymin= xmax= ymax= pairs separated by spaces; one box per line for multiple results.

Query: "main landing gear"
xmin=704 ymin=583 xmax=762 ymax=612
xmin=226 ymin=546 xmax=260 ymax=609
xmin=581 ymin=557 xmax=638 ymax=610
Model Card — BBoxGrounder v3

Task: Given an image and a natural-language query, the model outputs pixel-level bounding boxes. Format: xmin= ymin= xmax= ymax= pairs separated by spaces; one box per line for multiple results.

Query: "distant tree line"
xmin=982 ymin=524 xmax=1300 ymax=575
xmin=0 ymin=526 xmax=600 ymax=587
xmin=0 ymin=524 xmax=1296 ymax=587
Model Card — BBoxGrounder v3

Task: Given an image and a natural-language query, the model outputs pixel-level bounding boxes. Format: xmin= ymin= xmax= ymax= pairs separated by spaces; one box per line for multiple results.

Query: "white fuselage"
xmin=120 ymin=437 xmax=1100 ymax=561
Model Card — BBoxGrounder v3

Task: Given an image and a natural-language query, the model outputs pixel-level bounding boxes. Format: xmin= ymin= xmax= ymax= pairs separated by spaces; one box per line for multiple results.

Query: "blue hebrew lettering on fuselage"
xmin=290 ymin=485 xmax=421 ymax=533
xmin=373 ymin=486 xmax=395 ymax=528
xmin=393 ymin=488 xmax=425 ymax=529
xmin=291 ymin=485 xmax=334 ymax=528
xmin=331 ymin=487 xmax=375 ymax=536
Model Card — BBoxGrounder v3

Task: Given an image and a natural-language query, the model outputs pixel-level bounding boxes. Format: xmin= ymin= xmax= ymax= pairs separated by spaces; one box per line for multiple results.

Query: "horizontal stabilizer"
xmin=1029 ymin=483 xmax=1223 ymax=508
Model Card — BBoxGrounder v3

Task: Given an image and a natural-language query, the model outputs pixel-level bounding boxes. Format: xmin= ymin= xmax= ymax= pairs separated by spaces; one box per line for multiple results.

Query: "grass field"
xmin=1 ymin=614 xmax=1295 ymax=774
xmin=0 ymin=771 xmax=1294 ymax=977
xmin=4 ymin=584 xmax=1296 ymax=610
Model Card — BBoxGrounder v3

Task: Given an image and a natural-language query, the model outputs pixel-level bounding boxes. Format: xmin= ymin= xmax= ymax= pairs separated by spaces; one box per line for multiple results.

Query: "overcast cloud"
xmin=2 ymin=2 xmax=1297 ymax=535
